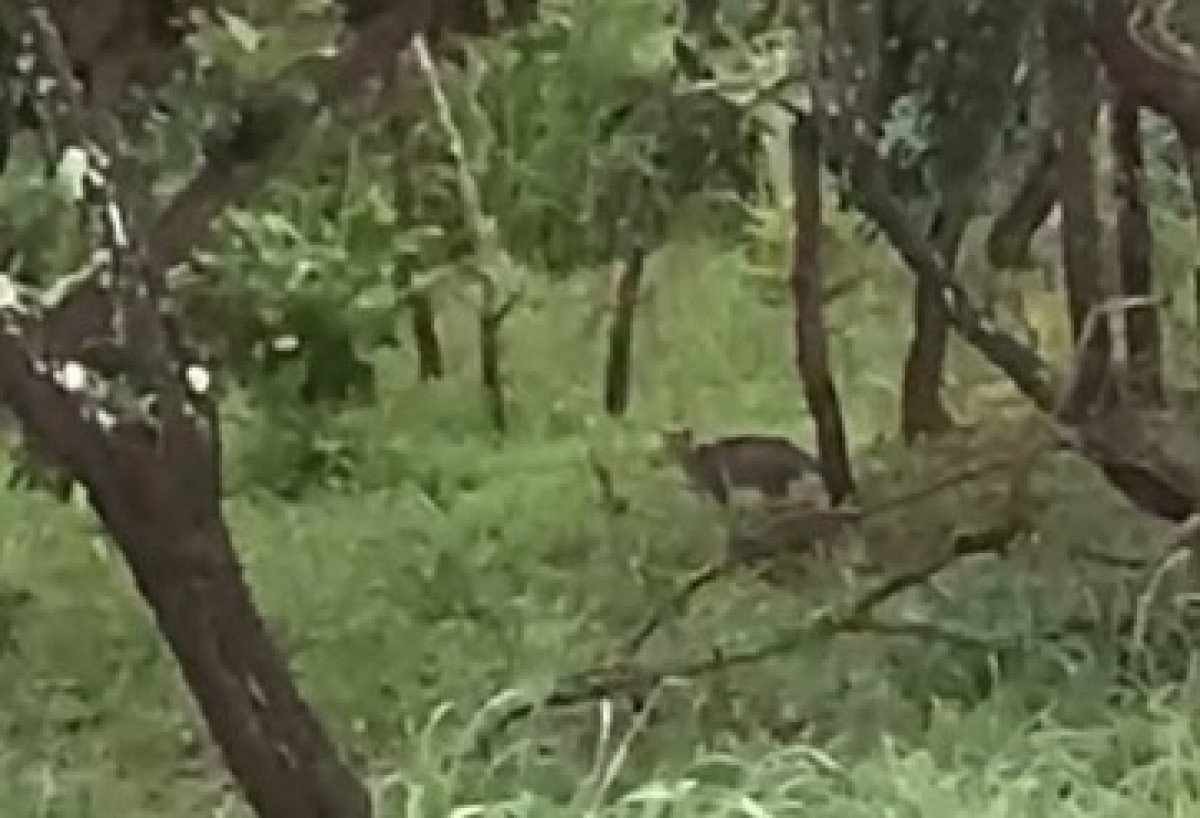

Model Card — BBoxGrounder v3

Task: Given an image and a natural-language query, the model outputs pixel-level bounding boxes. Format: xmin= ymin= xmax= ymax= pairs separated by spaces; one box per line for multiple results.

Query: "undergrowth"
xmin=2 ymin=216 xmax=1199 ymax=816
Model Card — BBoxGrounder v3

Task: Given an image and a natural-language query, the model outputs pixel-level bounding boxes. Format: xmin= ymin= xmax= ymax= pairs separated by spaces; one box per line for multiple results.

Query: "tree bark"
xmin=603 ymin=245 xmax=646 ymax=417
xmin=1188 ymin=148 xmax=1200 ymax=332
xmin=480 ymin=289 xmax=515 ymax=433
xmin=1111 ymin=93 xmax=1163 ymax=404
xmin=790 ymin=117 xmax=854 ymax=504
xmin=899 ymin=210 xmax=960 ymax=443
xmin=0 ymin=319 xmax=370 ymax=817
xmin=986 ymin=132 xmax=1059 ymax=271
xmin=1046 ymin=0 xmax=1110 ymax=421
xmin=1090 ymin=0 xmax=1200 ymax=150
xmin=105 ymin=516 xmax=371 ymax=818
xmin=410 ymin=292 xmax=444 ymax=381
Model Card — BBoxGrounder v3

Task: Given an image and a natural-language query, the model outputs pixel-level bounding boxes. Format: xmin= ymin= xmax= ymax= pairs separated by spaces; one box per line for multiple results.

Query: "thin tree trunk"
xmin=790 ymin=117 xmax=854 ymax=504
xmin=1111 ymin=94 xmax=1163 ymax=404
xmin=1046 ymin=0 xmax=1110 ymax=421
xmin=1187 ymin=148 xmax=1200 ymax=333
xmin=479 ymin=286 xmax=515 ymax=433
xmin=410 ymin=292 xmax=444 ymax=381
xmin=480 ymin=313 xmax=504 ymax=432
xmin=899 ymin=221 xmax=957 ymax=443
xmin=603 ymin=245 xmax=646 ymax=416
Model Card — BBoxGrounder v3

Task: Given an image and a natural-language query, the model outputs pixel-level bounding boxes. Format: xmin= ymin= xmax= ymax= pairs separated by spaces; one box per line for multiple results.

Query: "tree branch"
xmin=1091 ymin=0 xmax=1200 ymax=149
xmin=148 ymin=1 xmax=437 ymax=275
xmin=482 ymin=522 xmax=1020 ymax=746
xmin=846 ymin=148 xmax=1058 ymax=410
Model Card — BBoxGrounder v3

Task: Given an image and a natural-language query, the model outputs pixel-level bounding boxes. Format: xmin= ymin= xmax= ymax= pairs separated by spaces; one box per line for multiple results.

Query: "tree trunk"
xmin=0 ymin=328 xmax=371 ymax=818
xmin=1046 ymin=0 xmax=1110 ymax=421
xmin=410 ymin=292 xmax=444 ymax=381
xmin=0 ymin=4 xmax=460 ymax=814
xmin=603 ymin=245 xmax=646 ymax=417
xmin=986 ymin=132 xmax=1059 ymax=271
xmin=1187 ymin=148 xmax=1200 ymax=334
xmin=109 ymin=518 xmax=371 ymax=818
xmin=900 ymin=171 xmax=980 ymax=442
xmin=480 ymin=307 xmax=506 ymax=433
xmin=790 ymin=117 xmax=854 ymax=504
xmin=899 ymin=211 xmax=959 ymax=443
xmin=1111 ymin=94 xmax=1163 ymax=404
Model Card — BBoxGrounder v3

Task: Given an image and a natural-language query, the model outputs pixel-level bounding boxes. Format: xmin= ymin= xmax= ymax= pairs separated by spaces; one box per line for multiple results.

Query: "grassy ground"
xmin=3 ymin=215 xmax=1200 ymax=816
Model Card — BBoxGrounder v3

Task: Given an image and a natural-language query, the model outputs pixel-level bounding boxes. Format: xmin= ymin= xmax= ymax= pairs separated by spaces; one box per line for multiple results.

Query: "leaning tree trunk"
xmin=0 ymin=2 xmax=463 ymax=815
xmin=790 ymin=116 xmax=854 ymax=504
xmin=1111 ymin=92 xmax=1163 ymax=404
xmin=1046 ymin=0 xmax=1110 ymax=421
xmin=603 ymin=245 xmax=646 ymax=417
xmin=95 ymin=476 xmax=372 ymax=818
xmin=986 ymin=132 xmax=1060 ymax=271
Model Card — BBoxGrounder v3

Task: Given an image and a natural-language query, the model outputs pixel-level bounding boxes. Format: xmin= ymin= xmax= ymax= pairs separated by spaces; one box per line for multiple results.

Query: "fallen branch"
xmin=481 ymin=522 xmax=1019 ymax=747
xmin=622 ymin=454 xmax=1031 ymax=658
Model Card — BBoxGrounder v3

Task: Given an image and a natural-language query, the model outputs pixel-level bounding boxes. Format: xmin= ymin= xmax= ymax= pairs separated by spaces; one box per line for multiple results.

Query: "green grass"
xmin=2 ymin=216 xmax=1199 ymax=816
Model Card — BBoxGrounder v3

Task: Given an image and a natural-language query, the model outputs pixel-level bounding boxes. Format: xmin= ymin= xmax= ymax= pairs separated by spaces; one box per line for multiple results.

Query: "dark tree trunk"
xmin=986 ymin=132 xmax=1060 ymax=271
xmin=790 ymin=117 xmax=854 ymax=504
xmin=899 ymin=207 xmax=962 ymax=443
xmin=848 ymin=158 xmax=1056 ymax=409
xmin=1088 ymin=0 xmax=1200 ymax=355
xmin=1111 ymin=94 xmax=1163 ymax=404
xmin=106 ymin=515 xmax=371 ymax=818
xmin=1185 ymin=147 xmax=1200 ymax=336
xmin=0 ymin=327 xmax=371 ymax=818
xmin=1046 ymin=0 xmax=1110 ymax=421
xmin=410 ymin=292 xmax=444 ymax=381
xmin=1089 ymin=0 xmax=1200 ymax=149
xmin=0 ymin=4 xmax=463 ymax=815
xmin=480 ymin=308 xmax=506 ymax=433
xmin=603 ymin=245 xmax=646 ymax=417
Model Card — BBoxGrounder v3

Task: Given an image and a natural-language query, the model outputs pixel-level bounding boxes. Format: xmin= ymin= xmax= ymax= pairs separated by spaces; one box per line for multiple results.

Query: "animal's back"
xmin=666 ymin=430 xmax=821 ymax=504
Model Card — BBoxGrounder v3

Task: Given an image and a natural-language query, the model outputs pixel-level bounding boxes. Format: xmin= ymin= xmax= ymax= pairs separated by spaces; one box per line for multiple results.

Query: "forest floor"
xmin=2 ymin=227 xmax=1198 ymax=816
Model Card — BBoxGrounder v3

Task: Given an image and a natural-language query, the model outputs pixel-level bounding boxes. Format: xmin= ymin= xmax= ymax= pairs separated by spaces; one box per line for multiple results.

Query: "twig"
xmin=856 ymin=456 xmax=1021 ymax=520
xmin=621 ymin=561 xmax=729 ymax=656
xmin=412 ymin=35 xmax=492 ymax=254
xmin=837 ymin=614 xmax=1003 ymax=652
xmin=1070 ymin=545 xmax=1149 ymax=570
xmin=1131 ymin=512 xmax=1200 ymax=653
xmin=1053 ymin=294 xmax=1165 ymax=421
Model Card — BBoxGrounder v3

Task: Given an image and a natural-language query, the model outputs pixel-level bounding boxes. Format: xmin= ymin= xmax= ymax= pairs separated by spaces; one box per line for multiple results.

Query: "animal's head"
xmin=658 ymin=425 xmax=695 ymax=461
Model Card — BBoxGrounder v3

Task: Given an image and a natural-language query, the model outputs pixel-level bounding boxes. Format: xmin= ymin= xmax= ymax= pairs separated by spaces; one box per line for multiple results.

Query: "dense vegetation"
xmin=4 ymin=1 xmax=1200 ymax=816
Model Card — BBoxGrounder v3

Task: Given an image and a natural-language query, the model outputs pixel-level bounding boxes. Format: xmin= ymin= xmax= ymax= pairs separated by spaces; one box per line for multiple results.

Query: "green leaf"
xmin=218 ymin=9 xmax=264 ymax=53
